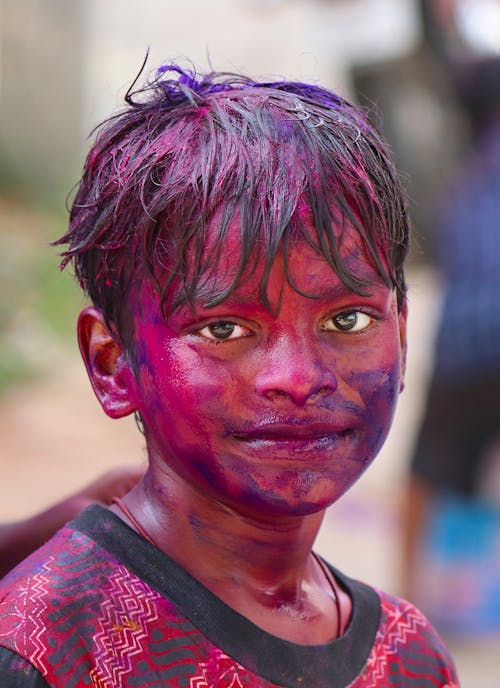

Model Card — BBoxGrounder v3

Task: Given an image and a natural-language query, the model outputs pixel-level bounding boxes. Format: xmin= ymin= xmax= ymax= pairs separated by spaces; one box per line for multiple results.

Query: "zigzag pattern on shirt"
xmin=0 ymin=578 xmax=30 ymax=646
xmin=360 ymin=600 xmax=423 ymax=687
xmin=88 ymin=564 xmax=161 ymax=688
xmin=0 ymin=557 xmax=54 ymax=671
xmin=356 ymin=594 xmax=458 ymax=688
xmin=189 ymin=648 xmax=247 ymax=688
xmin=27 ymin=558 xmax=55 ymax=675
xmin=17 ymin=531 xmax=129 ymax=686
xmin=0 ymin=558 xmax=51 ymax=664
xmin=381 ymin=597 xmax=427 ymax=654
xmin=0 ymin=530 xmax=122 ymax=685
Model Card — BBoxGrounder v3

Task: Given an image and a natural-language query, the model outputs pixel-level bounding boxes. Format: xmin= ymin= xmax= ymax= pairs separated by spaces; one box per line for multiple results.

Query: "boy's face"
xmin=85 ymin=219 xmax=407 ymax=519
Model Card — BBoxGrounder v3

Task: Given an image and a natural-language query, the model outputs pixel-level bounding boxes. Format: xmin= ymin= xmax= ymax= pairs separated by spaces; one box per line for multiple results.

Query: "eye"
xmin=322 ymin=311 xmax=373 ymax=333
xmin=197 ymin=320 xmax=250 ymax=341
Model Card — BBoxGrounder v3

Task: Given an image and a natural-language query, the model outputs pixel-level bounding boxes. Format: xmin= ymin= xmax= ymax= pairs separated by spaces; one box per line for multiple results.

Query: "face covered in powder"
xmin=121 ymin=214 xmax=407 ymax=521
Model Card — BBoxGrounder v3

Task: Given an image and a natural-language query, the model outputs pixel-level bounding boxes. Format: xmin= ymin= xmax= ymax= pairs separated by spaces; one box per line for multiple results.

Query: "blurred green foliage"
xmin=0 ymin=195 xmax=84 ymax=395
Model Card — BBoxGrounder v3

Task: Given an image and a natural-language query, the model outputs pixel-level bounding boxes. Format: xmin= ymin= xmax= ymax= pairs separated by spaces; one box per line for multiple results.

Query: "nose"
xmin=254 ymin=334 xmax=337 ymax=406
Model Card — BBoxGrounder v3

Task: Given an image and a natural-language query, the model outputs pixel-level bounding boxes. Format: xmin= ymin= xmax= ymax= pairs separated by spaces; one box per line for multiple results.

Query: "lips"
xmin=229 ymin=421 xmax=358 ymax=457
xmin=233 ymin=423 xmax=343 ymax=440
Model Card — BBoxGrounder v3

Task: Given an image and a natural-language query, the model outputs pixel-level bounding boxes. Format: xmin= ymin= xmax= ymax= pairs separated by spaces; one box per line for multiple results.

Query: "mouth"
xmin=232 ymin=422 xmax=356 ymax=452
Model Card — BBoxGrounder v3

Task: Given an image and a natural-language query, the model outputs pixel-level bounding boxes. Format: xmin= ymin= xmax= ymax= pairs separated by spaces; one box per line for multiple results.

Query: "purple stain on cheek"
xmin=353 ymin=363 xmax=401 ymax=461
xmin=190 ymin=451 xmax=219 ymax=485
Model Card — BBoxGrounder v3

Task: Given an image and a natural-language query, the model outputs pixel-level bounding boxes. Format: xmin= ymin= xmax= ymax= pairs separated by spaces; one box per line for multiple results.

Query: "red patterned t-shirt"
xmin=0 ymin=505 xmax=459 ymax=687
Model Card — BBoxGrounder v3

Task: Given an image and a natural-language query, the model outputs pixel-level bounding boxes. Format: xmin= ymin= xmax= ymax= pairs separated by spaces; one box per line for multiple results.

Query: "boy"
xmin=0 ymin=63 xmax=458 ymax=687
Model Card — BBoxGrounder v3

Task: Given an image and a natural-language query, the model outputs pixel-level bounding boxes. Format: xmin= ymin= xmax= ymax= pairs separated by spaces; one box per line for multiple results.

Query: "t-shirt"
xmin=0 ymin=505 xmax=459 ymax=687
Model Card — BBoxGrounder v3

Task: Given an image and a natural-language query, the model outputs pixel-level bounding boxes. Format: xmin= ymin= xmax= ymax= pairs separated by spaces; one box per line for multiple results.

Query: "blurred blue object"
xmin=420 ymin=493 xmax=500 ymax=635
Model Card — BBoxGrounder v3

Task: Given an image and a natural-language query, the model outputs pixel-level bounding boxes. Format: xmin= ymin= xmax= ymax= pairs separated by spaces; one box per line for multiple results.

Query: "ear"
xmin=78 ymin=306 xmax=137 ymax=419
xmin=398 ymin=298 xmax=408 ymax=393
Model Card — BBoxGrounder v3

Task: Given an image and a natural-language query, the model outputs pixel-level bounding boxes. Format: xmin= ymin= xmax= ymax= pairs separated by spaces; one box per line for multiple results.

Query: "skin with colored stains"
xmin=79 ymin=219 xmax=407 ymax=644
xmin=60 ymin=65 xmax=412 ymax=647
xmin=131 ymin=232 xmax=404 ymax=519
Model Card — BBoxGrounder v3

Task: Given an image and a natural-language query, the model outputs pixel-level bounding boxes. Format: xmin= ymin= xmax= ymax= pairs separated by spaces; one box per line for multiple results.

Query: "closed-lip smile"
xmin=233 ymin=422 xmax=352 ymax=442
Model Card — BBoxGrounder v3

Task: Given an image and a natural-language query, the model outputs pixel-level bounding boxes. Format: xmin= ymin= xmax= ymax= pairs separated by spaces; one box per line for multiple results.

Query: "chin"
xmin=230 ymin=476 xmax=349 ymax=520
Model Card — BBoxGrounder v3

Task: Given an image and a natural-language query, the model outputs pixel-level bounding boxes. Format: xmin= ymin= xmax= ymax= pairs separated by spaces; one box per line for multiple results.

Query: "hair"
xmin=56 ymin=61 xmax=410 ymax=350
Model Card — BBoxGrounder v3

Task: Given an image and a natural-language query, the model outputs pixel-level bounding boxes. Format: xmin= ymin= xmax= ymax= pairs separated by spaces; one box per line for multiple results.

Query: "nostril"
xmin=261 ymin=383 xmax=336 ymax=405
xmin=310 ymin=386 xmax=334 ymax=399
xmin=263 ymin=389 xmax=289 ymax=400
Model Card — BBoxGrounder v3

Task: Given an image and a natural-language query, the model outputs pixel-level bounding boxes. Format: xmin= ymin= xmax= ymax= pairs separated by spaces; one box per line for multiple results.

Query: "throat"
xmin=238 ymin=582 xmax=341 ymax=644
xmin=212 ymin=555 xmax=344 ymax=645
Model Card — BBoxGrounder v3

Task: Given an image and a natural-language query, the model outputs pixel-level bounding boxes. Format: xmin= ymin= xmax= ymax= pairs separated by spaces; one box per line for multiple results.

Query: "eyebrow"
xmin=192 ymin=281 xmax=392 ymax=317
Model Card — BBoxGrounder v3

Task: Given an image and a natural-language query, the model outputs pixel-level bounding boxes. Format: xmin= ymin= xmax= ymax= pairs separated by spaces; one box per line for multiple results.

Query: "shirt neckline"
xmin=74 ymin=504 xmax=380 ymax=688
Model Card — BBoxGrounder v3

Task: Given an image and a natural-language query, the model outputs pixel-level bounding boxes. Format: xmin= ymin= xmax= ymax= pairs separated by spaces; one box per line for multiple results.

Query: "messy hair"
xmin=56 ymin=62 xmax=410 ymax=346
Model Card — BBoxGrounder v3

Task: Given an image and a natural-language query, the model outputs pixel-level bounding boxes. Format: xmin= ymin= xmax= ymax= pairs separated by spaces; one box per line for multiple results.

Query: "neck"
xmin=124 ymin=466 xmax=325 ymax=594
xmin=115 ymin=463 xmax=349 ymax=644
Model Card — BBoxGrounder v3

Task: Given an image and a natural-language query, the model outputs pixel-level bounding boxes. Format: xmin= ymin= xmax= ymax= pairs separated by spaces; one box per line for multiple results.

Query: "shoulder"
xmin=321 ymin=566 xmax=459 ymax=686
xmin=0 ymin=507 xmax=198 ymax=686
xmin=368 ymin=588 xmax=459 ymax=686
xmin=0 ymin=509 xmax=123 ymax=666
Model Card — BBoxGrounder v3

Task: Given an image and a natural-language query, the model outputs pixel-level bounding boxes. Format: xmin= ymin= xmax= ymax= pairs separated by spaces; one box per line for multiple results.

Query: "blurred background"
xmin=1 ymin=1 xmax=499 ymax=685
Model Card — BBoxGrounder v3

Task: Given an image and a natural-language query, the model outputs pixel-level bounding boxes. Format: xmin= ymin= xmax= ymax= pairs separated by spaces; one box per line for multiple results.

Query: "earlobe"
xmin=78 ymin=307 xmax=137 ymax=419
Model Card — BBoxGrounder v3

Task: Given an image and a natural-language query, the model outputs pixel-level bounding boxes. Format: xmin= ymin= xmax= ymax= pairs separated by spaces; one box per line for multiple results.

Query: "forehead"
xmin=168 ymin=208 xmax=388 ymax=310
xmin=133 ymin=239 xmax=387 ymax=328
xmin=237 ymin=234 xmax=380 ymax=301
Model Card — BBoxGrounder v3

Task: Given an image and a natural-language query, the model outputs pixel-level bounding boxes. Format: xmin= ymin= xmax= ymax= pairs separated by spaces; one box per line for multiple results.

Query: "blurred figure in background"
xmin=402 ymin=55 xmax=500 ymax=635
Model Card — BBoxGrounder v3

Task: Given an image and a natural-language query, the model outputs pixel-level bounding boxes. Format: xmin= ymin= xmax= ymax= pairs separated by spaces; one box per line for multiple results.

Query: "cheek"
xmin=349 ymin=360 xmax=402 ymax=457
xmin=135 ymin=335 xmax=237 ymax=426
xmin=164 ymin=347 xmax=238 ymax=410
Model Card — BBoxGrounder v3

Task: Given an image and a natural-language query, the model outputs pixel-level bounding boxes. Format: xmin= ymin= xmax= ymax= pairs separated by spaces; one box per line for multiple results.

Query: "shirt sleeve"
xmin=0 ymin=647 xmax=49 ymax=688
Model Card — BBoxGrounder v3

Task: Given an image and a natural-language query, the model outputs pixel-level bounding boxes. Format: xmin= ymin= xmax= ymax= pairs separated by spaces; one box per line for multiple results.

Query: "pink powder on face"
xmin=126 ymin=218 xmax=405 ymax=519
